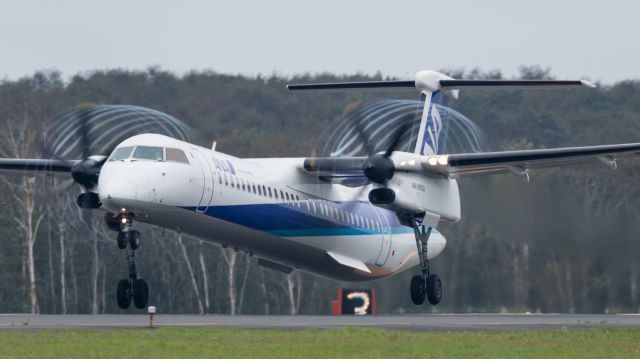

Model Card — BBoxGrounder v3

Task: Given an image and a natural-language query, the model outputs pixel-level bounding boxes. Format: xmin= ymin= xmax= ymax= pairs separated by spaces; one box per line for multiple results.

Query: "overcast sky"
xmin=0 ymin=0 xmax=638 ymax=83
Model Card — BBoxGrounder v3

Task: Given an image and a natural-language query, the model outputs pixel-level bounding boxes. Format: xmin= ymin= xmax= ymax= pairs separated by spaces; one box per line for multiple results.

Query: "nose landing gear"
xmin=410 ymin=219 xmax=442 ymax=306
xmin=111 ymin=212 xmax=148 ymax=310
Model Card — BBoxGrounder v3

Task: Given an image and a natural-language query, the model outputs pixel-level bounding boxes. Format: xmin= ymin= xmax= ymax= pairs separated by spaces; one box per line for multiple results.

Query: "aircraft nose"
xmin=97 ymin=164 xmax=150 ymax=211
xmin=99 ymin=176 xmax=137 ymax=203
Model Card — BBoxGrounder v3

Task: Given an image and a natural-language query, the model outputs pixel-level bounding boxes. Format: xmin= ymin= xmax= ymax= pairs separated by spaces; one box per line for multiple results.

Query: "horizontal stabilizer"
xmin=287 ymin=70 xmax=596 ymax=95
xmin=439 ymin=79 xmax=595 ymax=90
xmin=287 ymin=80 xmax=415 ymax=91
xmin=327 ymin=251 xmax=371 ymax=273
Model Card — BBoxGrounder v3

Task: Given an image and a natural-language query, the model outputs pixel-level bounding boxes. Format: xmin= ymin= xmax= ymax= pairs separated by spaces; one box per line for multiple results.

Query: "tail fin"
xmin=414 ymin=90 xmax=449 ymax=155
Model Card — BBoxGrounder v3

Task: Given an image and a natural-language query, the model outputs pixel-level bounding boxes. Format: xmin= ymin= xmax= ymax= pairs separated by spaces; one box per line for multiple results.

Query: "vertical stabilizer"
xmin=414 ymin=91 xmax=450 ymax=155
xmin=413 ymin=71 xmax=458 ymax=155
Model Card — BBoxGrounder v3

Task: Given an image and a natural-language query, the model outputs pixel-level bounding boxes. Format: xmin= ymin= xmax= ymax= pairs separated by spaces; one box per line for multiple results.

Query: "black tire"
xmin=117 ymin=232 xmax=127 ymax=250
xmin=129 ymin=230 xmax=140 ymax=250
xmin=117 ymin=279 xmax=132 ymax=309
xmin=426 ymin=274 xmax=443 ymax=305
xmin=133 ymin=278 xmax=149 ymax=309
xmin=410 ymin=275 xmax=426 ymax=305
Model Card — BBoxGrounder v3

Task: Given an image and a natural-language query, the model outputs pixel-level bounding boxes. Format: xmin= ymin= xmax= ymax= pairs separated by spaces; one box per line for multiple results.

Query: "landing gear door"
xmin=374 ymin=207 xmax=392 ymax=266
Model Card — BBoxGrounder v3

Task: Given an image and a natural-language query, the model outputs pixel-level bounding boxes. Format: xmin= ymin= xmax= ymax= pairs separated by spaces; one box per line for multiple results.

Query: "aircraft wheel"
xmin=410 ymin=275 xmax=426 ymax=305
xmin=117 ymin=279 xmax=132 ymax=309
xmin=426 ymin=274 xmax=442 ymax=305
xmin=129 ymin=230 xmax=140 ymax=250
xmin=133 ymin=279 xmax=149 ymax=309
xmin=117 ymin=232 xmax=127 ymax=250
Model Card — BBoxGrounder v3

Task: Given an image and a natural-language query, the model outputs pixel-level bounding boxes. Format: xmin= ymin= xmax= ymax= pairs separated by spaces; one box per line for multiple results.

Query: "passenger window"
xmin=218 ymin=173 xmax=222 ymax=184
xmin=280 ymin=190 xmax=284 ymax=202
xmin=224 ymin=174 xmax=229 ymax=186
xmin=110 ymin=146 xmax=133 ymax=161
xmin=268 ymin=187 xmax=272 ymax=198
xmin=166 ymin=148 xmax=189 ymax=163
xmin=133 ymin=146 xmax=164 ymax=161
xmin=241 ymin=179 xmax=246 ymax=191
xmin=258 ymin=185 xmax=263 ymax=196
xmin=262 ymin=185 xmax=266 ymax=196
xmin=252 ymin=184 xmax=257 ymax=194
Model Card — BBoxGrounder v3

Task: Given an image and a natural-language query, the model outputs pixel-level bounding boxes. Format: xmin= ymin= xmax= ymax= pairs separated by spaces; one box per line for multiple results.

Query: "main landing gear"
xmin=110 ymin=213 xmax=148 ymax=310
xmin=410 ymin=219 xmax=442 ymax=306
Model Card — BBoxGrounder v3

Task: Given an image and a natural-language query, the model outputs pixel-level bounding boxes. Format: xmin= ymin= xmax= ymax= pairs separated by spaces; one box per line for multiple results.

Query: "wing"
xmin=301 ymin=143 xmax=640 ymax=182
xmin=431 ymin=143 xmax=640 ymax=178
xmin=0 ymin=159 xmax=76 ymax=176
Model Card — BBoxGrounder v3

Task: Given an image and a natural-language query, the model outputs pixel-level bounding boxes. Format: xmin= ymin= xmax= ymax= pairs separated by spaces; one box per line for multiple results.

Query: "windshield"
xmin=110 ymin=146 xmax=134 ymax=161
xmin=166 ymin=148 xmax=189 ymax=163
xmin=133 ymin=146 xmax=164 ymax=161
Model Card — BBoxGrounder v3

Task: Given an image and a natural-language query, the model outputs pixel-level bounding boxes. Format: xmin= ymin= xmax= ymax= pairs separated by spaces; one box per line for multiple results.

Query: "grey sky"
xmin=1 ymin=0 xmax=638 ymax=83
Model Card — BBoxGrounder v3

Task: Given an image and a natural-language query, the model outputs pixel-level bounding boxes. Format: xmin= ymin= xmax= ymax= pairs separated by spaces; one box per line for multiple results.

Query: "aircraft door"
xmin=191 ymin=148 xmax=214 ymax=213
xmin=373 ymin=207 xmax=392 ymax=266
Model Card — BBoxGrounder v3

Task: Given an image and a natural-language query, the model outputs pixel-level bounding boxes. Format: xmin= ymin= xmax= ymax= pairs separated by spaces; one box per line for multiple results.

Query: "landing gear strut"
xmin=410 ymin=218 xmax=442 ymax=306
xmin=113 ymin=213 xmax=148 ymax=310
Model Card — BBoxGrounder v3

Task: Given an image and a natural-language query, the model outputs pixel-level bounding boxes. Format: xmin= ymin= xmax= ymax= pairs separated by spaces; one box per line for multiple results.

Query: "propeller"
xmin=361 ymin=120 xmax=413 ymax=185
xmin=39 ymin=104 xmax=194 ymax=208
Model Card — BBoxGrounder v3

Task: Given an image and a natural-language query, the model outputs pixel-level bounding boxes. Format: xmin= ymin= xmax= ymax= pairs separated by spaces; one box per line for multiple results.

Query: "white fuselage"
xmin=98 ymin=134 xmax=460 ymax=282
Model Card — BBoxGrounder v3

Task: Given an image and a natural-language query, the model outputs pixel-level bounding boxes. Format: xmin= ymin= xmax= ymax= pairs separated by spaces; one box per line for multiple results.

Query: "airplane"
xmin=1 ymin=70 xmax=639 ymax=310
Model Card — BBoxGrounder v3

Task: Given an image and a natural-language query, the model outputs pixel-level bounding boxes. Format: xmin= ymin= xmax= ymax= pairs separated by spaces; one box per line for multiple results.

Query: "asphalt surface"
xmin=1 ymin=313 xmax=640 ymax=331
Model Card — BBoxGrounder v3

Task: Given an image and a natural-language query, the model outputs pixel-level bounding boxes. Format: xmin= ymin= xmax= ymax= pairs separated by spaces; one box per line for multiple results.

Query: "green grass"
xmin=0 ymin=327 xmax=639 ymax=358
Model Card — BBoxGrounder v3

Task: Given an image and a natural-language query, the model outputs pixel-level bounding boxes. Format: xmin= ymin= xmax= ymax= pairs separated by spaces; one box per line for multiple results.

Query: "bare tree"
xmin=221 ymin=248 xmax=238 ymax=315
xmin=285 ymin=272 xmax=303 ymax=315
xmin=198 ymin=242 xmax=210 ymax=313
xmin=0 ymin=118 xmax=45 ymax=314
xmin=178 ymin=234 xmax=204 ymax=314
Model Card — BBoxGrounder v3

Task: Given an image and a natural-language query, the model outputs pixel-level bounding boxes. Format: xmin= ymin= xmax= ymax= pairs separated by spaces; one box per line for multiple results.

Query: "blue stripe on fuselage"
xmin=179 ymin=201 xmax=422 ymax=237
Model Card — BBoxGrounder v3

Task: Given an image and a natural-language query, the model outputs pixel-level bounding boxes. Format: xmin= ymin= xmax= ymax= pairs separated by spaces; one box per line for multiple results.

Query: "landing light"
xmin=121 ymin=218 xmax=128 ymax=224
xmin=426 ymin=156 xmax=448 ymax=166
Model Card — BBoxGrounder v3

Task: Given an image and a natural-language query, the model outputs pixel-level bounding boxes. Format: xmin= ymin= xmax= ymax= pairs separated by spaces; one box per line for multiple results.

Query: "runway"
xmin=1 ymin=313 xmax=640 ymax=331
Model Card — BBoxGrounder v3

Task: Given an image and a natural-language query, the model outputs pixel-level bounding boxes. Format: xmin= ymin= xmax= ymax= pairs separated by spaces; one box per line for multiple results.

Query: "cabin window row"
xmin=214 ymin=171 xmax=382 ymax=231
xmin=217 ymin=172 xmax=302 ymax=207
xmin=309 ymin=199 xmax=382 ymax=231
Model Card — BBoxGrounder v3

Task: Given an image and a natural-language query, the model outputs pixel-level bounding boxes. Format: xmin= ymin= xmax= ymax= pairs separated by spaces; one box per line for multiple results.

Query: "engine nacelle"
xmin=369 ymin=172 xmax=461 ymax=223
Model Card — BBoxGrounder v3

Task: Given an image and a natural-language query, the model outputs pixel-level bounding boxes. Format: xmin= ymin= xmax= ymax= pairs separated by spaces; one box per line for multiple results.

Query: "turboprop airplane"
xmin=1 ymin=70 xmax=639 ymax=310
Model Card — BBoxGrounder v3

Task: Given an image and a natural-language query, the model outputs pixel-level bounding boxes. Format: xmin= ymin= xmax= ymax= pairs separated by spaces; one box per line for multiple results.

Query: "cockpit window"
xmin=133 ymin=146 xmax=164 ymax=161
xmin=166 ymin=148 xmax=189 ymax=164
xmin=110 ymin=146 xmax=134 ymax=161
